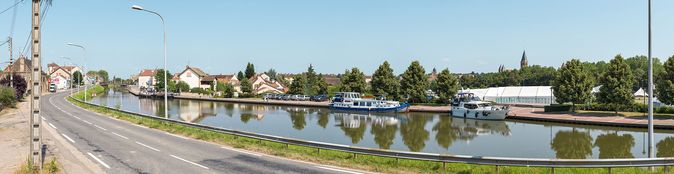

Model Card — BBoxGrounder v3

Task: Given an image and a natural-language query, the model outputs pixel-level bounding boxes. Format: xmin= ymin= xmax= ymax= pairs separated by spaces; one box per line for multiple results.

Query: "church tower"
xmin=520 ymin=50 xmax=528 ymax=69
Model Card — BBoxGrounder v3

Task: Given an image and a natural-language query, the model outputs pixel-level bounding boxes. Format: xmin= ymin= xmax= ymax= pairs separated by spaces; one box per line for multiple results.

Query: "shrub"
xmin=0 ymin=74 xmax=26 ymax=100
xmin=0 ymin=86 xmax=16 ymax=108
xmin=544 ymin=104 xmax=573 ymax=112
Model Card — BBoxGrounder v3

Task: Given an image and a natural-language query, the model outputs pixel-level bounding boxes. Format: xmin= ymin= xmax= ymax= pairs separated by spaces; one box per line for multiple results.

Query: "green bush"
xmin=190 ymin=87 xmax=211 ymax=95
xmin=577 ymin=102 xmax=674 ymax=114
xmin=0 ymin=86 xmax=16 ymax=108
xmin=544 ymin=104 xmax=573 ymax=112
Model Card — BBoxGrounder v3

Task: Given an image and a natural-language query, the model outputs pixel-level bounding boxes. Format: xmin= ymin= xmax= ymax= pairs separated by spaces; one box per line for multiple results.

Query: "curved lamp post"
xmin=66 ymin=43 xmax=87 ymax=101
xmin=132 ymin=5 xmax=169 ymax=119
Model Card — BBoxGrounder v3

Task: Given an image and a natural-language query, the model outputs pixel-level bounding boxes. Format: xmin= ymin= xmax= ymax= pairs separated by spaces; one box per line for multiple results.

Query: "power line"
xmin=20 ymin=1 xmax=50 ymax=56
xmin=0 ymin=0 xmax=24 ymax=16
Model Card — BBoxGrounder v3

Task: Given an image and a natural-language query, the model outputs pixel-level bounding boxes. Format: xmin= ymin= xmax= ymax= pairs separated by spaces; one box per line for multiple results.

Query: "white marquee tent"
xmin=459 ymin=86 xmax=556 ymax=105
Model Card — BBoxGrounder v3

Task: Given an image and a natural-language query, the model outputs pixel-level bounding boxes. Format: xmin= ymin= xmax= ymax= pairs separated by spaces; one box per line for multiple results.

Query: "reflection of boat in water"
xmin=334 ymin=113 xmax=400 ymax=128
xmin=330 ymin=92 xmax=409 ymax=113
xmin=450 ymin=93 xmax=509 ymax=120
xmin=451 ymin=118 xmax=511 ymax=140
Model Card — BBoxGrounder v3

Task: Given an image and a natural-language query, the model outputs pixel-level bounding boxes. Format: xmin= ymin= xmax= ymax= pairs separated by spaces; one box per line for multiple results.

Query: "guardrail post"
xmin=495 ymin=165 xmax=499 ymax=173
xmin=317 ymin=148 xmax=320 ymax=155
xmin=285 ymin=143 xmax=289 ymax=149
xmin=607 ymin=167 xmax=611 ymax=174
xmin=665 ymin=165 xmax=670 ymax=173
xmin=550 ymin=167 xmax=554 ymax=174
xmin=353 ymin=153 xmax=357 ymax=159
xmin=442 ymin=162 xmax=446 ymax=169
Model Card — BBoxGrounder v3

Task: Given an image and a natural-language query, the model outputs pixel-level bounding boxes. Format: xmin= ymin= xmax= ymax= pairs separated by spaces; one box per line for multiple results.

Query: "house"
xmin=247 ymin=73 xmax=287 ymax=94
xmin=175 ymin=66 xmax=214 ymax=90
xmin=213 ymin=74 xmax=239 ymax=85
xmin=137 ymin=69 xmax=157 ymax=89
xmin=49 ymin=74 xmax=69 ymax=90
xmin=48 ymin=66 xmax=72 ymax=89
xmin=0 ymin=56 xmax=49 ymax=93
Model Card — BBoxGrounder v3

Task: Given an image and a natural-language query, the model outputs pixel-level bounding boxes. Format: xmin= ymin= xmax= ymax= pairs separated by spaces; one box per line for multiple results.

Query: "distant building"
xmin=247 ymin=73 xmax=287 ymax=94
xmin=521 ymin=50 xmax=529 ymax=69
xmin=428 ymin=68 xmax=438 ymax=81
xmin=137 ymin=69 xmax=157 ymax=89
xmin=1 ymin=56 xmax=49 ymax=93
xmin=175 ymin=66 xmax=214 ymax=90
xmin=213 ymin=74 xmax=239 ymax=85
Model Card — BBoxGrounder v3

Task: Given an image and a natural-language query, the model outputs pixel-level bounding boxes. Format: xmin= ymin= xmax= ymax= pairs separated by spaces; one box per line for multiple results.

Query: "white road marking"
xmin=135 ymin=142 xmax=160 ymax=152
xmin=73 ymin=116 xmax=81 ymax=120
xmin=165 ymin=132 xmax=189 ymax=140
xmin=220 ymin=146 xmax=262 ymax=157
xmin=170 ymin=155 xmax=209 ymax=170
xmin=111 ymin=132 xmax=129 ymax=140
xmin=315 ymin=166 xmax=364 ymax=174
xmin=41 ymin=117 xmax=45 ymax=121
xmin=94 ymin=125 xmax=107 ymax=131
xmin=48 ymin=123 xmax=57 ymax=129
xmin=87 ymin=152 xmax=111 ymax=169
xmin=83 ymin=120 xmax=92 ymax=124
xmin=61 ymin=134 xmax=75 ymax=143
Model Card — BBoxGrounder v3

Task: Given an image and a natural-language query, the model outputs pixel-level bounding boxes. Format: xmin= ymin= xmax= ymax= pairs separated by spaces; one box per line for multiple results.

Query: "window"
xmin=186 ymin=72 xmax=192 ymax=77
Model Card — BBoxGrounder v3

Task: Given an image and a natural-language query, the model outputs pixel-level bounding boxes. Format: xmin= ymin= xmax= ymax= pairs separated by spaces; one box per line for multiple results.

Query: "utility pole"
xmin=8 ymin=37 xmax=13 ymax=88
xmin=29 ymin=0 xmax=43 ymax=168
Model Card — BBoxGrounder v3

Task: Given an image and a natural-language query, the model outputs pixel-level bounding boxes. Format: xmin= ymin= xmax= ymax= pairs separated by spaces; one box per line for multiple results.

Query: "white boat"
xmin=450 ymin=93 xmax=509 ymax=120
xmin=330 ymin=92 xmax=409 ymax=113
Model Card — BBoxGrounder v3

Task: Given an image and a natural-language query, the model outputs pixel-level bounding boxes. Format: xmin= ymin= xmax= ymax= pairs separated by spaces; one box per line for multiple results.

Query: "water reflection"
xmin=89 ymin=90 xmax=674 ymax=158
xmin=551 ymin=129 xmax=593 ymax=159
xmin=594 ymin=133 xmax=635 ymax=159
xmin=657 ymin=137 xmax=674 ymax=157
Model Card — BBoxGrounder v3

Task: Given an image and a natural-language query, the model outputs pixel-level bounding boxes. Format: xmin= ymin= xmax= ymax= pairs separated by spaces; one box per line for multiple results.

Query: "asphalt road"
xmin=42 ymin=91 xmax=367 ymax=174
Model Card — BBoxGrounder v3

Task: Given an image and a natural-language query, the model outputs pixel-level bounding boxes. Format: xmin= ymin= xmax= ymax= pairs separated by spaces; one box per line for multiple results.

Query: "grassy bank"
xmin=71 ymin=85 xmax=106 ymax=101
xmin=13 ymin=158 xmax=60 ymax=174
xmin=67 ymin=90 xmax=667 ymax=173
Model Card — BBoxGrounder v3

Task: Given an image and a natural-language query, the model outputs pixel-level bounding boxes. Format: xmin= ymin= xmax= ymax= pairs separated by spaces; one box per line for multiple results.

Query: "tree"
xmin=288 ymin=74 xmax=306 ymax=95
xmin=245 ymin=62 xmax=255 ymax=79
xmin=239 ymin=78 xmax=253 ymax=96
xmin=433 ymin=68 xmax=460 ymax=104
xmin=305 ymin=64 xmax=319 ymax=95
xmin=266 ymin=68 xmax=278 ymax=81
xmin=154 ymin=69 xmax=173 ymax=91
xmin=97 ymin=70 xmax=109 ymax=83
xmin=597 ymin=55 xmax=634 ymax=111
xmin=552 ymin=59 xmax=594 ymax=109
xmin=657 ymin=55 xmax=674 ymax=105
xmin=338 ymin=67 xmax=367 ymax=93
xmin=237 ymin=71 xmax=245 ymax=81
xmin=0 ymin=75 xmax=26 ymax=100
xmin=176 ymin=81 xmax=189 ymax=93
xmin=520 ymin=65 xmax=557 ymax=86
xmin=400 ymin=61 xmax=429 ymax=103
xmin=316 ymin=74 xmax=329 ymax=95
xmin=215 ymin=82 xmax=235 ymax=97
xmin=72 ymin=71 xmax=83 ymax=86
xmin=370 ymin=61 xmax=400 ymax=100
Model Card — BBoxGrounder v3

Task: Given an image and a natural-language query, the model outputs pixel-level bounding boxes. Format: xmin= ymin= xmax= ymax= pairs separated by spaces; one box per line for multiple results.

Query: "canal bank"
xmin=173 ymin=94 xmax=674 ymax=130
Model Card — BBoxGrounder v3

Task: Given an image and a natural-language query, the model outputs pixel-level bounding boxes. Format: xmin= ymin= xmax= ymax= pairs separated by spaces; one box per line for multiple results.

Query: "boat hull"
xmin=450 ymin=107 xmax=509 ymax=120
xmin=330 ymin=103 xmax=410 ymax=113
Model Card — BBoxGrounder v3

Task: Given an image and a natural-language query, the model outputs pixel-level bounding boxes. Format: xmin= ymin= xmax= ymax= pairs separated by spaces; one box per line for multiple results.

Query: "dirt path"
xmin=0 ymin=102 xmax=30 ymax=172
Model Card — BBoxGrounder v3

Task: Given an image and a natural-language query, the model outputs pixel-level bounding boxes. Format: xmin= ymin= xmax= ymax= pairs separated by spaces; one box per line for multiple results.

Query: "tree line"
xmin=553 ymin=54 xmax=674 ymax=110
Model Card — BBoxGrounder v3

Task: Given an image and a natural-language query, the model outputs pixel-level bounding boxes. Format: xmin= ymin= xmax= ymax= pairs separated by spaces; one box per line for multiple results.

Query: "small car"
xmin=311 ymin=94 xmax=329 ymax=102
xmin=49 ymin=84 xmax=57 ymax=93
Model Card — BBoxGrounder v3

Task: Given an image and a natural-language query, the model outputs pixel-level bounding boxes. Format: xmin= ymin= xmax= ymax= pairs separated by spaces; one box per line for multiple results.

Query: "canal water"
xmin=89 ymin=89 xmax=674 ymax=159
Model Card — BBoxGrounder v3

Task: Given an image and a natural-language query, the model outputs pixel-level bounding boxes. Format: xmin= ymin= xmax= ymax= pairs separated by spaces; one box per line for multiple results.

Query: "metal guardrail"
xmin=69 ymin=96 xmax=674 ymax=172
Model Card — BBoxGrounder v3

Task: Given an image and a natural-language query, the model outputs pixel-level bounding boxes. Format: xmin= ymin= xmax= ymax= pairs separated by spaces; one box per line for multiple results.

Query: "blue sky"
xmin=0 ymin=0 xmax=673 ymax=78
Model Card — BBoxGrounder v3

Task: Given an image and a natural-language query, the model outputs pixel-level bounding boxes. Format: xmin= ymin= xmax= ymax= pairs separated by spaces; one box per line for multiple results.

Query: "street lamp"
xmin=131 ymin=5 xmax=169 ymax=119
xmin=647 ymin=0 xmax=655 ymax=159
xmin=66 ymin=43 xmax=88 ymax=101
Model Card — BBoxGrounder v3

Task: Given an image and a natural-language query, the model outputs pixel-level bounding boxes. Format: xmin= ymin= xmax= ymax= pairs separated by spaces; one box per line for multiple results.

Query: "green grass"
xmin=68 ymin=90 xmax=670 ymax=174
xmin=72 ymin=85 xmax=106 ymax=101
